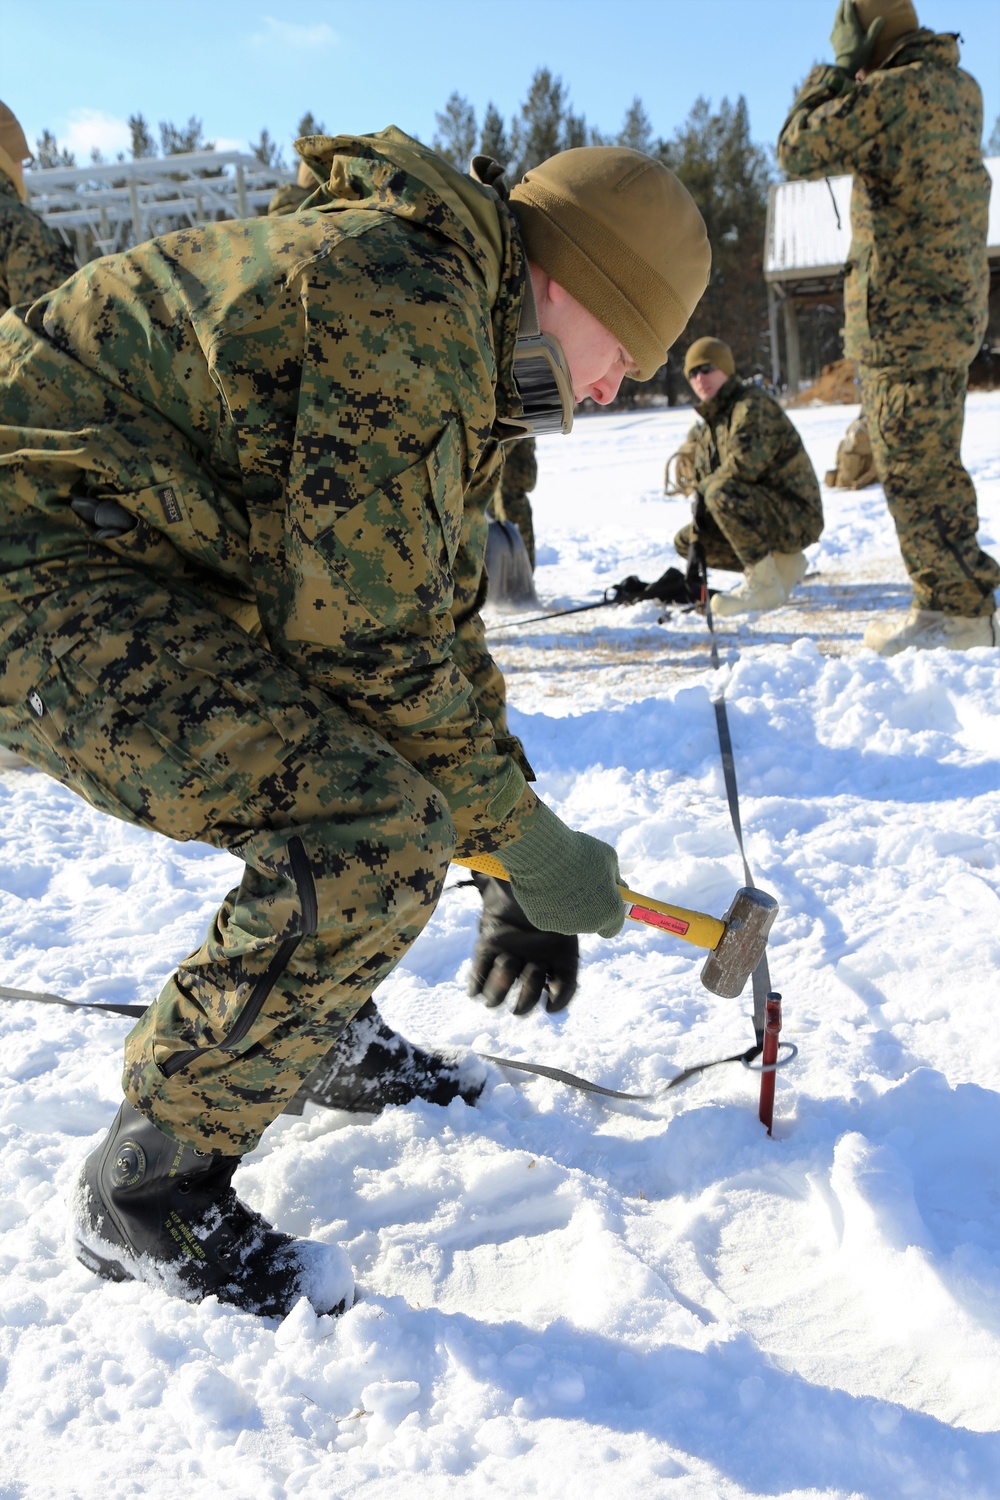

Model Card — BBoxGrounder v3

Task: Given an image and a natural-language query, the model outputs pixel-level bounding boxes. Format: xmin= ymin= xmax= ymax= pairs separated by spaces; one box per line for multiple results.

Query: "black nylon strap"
xmin=0 ymin=984 xmax=146 ymax=1018
xmin=475 ymin=1048 xmax=766 ymax=1098
xmin=699 ymin=556 xmax=771 ymax=1050
xmin=0 ymin=986 xmax=769 ymax=1103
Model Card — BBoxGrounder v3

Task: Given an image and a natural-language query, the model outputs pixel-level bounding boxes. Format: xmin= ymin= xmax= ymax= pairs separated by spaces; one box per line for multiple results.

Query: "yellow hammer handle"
xmin=454 ymin=854 xmax=725 ymax=952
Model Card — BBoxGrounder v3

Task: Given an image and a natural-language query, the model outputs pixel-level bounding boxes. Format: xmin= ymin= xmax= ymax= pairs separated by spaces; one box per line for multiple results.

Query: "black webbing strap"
xmin=0 ymin=985 xmax=787 ymax=1103
xmin=477 ymin=1046 xmax=776 ymax=1099
xmin=696 ymin=547 xmax=772 ymax=1051
xmin=0 ymin=984 xmax=146 ymax=1019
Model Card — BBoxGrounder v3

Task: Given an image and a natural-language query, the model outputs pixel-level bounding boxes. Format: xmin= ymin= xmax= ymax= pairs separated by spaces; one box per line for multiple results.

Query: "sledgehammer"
xmin=455 ymin=854 xmax=777 ymax=1000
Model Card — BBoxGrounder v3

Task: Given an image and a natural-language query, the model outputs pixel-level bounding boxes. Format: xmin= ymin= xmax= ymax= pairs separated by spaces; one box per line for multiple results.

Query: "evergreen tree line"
xmin=29 ymin=69 xmax=1000 ymax=393
xmin=32 ymin=77 xmax=774 ymax=386
xmin=32 ymin=111 xmax=326 ymax=172
xmin=33 ymin=114 xmax=218 ymax=169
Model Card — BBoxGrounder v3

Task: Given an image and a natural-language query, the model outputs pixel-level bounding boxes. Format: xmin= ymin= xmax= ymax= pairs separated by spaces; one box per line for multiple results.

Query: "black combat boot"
xmin=283 ymin=999 xmax=486 ymax=1116
xmin=73 ymin=1100 xmax=353 ymax=1317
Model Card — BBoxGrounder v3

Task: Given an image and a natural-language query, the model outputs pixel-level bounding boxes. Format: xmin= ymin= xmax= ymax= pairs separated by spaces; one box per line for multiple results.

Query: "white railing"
xmin=23 ymin=150 xmax=297 ymax=256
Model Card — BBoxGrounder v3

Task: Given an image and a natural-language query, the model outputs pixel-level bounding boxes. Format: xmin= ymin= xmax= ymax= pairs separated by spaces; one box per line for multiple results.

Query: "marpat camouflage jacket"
xmin=0 ymin=169 xmax=77 ymax=315
xmin=0 ymin=128 xmax=535 ymax=852
xmin=777 ymin=31 xmax=990 ymax=370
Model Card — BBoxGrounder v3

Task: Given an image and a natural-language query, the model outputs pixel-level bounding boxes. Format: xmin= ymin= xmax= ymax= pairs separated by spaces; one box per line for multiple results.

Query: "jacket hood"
xmin=0 ymin=144 xmax=26 ymax=202
xmin=879 ymin=28 xmax=960 ymax=71
xmin=294 ymin=125 xmax=509 ymax=308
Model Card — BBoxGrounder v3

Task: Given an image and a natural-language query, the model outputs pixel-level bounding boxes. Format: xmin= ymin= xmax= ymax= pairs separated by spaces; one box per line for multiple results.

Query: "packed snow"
xmin=1 ymin=392 xmax=998 ymax=1500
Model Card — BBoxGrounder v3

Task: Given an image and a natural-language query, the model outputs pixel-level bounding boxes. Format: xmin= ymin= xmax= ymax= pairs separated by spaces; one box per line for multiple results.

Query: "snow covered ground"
xmin=1 ymin=393 xmax=998 ymax=1500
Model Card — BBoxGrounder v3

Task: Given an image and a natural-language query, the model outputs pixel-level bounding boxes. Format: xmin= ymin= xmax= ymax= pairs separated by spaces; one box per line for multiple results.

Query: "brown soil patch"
xmin=788 ymin=350 xmax=999 ymax=399
xmin=787 ymin=358 xmax=860 ymax=407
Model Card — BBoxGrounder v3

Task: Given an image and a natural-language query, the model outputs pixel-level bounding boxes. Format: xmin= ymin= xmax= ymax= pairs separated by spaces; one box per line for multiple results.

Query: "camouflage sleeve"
xmin=450 ymin=441 xmax=534 ymax=780
xmin=0 ymin=207 xmax=77 ymax=311
xmin=689 ymin=420 xmax=711 ymax=488
xmin=700 ymin=392 xmax=784 ymax=497
xmin=261 ymin=247 xmax=533 ymax=855
xmin=500 ymin=436 xmax=538 ymax=501
xmin=777 ymin=63 xmax=906 ymax=179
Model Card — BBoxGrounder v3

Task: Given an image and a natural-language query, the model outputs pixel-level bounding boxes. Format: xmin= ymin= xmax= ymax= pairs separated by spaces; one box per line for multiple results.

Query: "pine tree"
xmin=296 ymin=112 xmax=326 ymax=139
xmin=618 ymin=97 xmax=654 ymax=156
xmin=128 ymin=113 xmax=157 ymax=159
xmin=433 ymin=92 xmax=477 ymax=170
xmin=562 ymin=111 xmax=590 ymax=150
xmin=509 ymin=69 xmax=567 ymax=178
xmin=250 ymin=128 xmax=286 ymax=170
xmin=478 ymin=103 xmax=510 ymax=173
xmin=33 ymin=129 xmax=76 ymax=169
xmin=658 ymin=95 xmax=773 ymax=376
xmin=159 ymin=117 xmax=215 ymax=156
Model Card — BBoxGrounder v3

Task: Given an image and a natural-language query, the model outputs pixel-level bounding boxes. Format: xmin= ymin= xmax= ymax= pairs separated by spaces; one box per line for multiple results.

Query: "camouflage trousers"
xmin=673 ymin=479 xmax=823 ymax=572
xmin=491 ymin=437 xmax=537 ymax=569
xmin=859 ymin=364 xmax=1000 ymax=617
xmin=0 ymin=577 xmax=456 ymax=1154
xmin=492 ymin=492 xmax=535 ymax=569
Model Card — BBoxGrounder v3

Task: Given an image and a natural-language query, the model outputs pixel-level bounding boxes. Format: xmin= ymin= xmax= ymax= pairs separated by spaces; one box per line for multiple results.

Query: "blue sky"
xmin=3 ymin=0 xmax=998 ymax=169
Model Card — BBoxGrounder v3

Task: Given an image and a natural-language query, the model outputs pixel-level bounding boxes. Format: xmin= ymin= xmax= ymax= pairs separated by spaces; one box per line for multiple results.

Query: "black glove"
xmin=607 ymin=574 xmax=650 ymax=606
xmin=642 ymin=566 xmax=698 ymax=605
xmin=685 ymin=540 xmax=706 ymax=598
xmin=691 ymin=490 xmax=709 ymax=535
xmin=467 ymin=873 xmax=579 ymax=1015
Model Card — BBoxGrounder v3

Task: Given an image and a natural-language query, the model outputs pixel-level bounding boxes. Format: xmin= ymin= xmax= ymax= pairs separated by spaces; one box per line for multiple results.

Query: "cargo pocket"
xmin=0 ymin=643 xmax=221 ymax=840
xmin=76 ymin=477 xmax=255 ymax=607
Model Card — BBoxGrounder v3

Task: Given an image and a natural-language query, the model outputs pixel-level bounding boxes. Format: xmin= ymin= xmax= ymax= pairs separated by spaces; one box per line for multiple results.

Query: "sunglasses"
xmin=687 ymin=364 xmax=716 ymax=379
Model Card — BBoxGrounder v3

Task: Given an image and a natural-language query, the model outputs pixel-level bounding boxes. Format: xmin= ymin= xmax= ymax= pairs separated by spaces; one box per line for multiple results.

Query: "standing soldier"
xmin=0 ymin=127 xmax=710 ymax=1316
xmin=0 ymin=102 xmax=77 ymax=315
xmin=778 ymin=0 xmax=999 ymax=654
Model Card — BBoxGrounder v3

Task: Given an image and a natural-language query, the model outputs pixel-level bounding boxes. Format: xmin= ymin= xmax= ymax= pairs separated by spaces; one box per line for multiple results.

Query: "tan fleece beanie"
xmin=510 ymin=147 xmax=710 ymax=381
xmin=0 ymin=103 xmax=29 ymax=164
xmin=0 ymin=104 xmax=29 ymax=198
xmin=854 ymin=0 xmax=919 ymax=68
xmin=684 ymin=336 xmax=735 ymax=379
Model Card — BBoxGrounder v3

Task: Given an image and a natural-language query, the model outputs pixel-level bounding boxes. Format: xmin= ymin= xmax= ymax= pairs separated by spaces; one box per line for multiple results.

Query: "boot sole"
xmin=74 ymin=1235 xmax=135 ymax=1284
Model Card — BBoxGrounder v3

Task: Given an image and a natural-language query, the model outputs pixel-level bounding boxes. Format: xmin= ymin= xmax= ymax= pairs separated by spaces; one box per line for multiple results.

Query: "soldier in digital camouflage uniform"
xmin=0 ymin=102 xmax=77 ymax=315
xmin=778 ymin=0 xmax=999 ymax=654
xmin=0 ymin=125 xmax=710 ymax=1315
xmin=671 ymin=336 xmax=823 ymax=615
xmin=490 ymin=436 xmax=538 ymax=568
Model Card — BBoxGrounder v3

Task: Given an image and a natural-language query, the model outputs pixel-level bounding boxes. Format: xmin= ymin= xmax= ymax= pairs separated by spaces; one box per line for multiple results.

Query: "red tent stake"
xmin=758 ymin=993 xmax=782 ymax=1135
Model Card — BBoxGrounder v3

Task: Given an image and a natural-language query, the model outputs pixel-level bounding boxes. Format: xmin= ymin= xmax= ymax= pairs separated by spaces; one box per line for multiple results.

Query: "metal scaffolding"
xmin=23 ymin=150 xmax=296 ymax=260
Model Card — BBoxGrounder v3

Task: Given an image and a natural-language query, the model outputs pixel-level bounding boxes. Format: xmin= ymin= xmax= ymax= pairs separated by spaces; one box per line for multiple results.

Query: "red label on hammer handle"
xmin=628 ymin=905 xmax=690 ymax=936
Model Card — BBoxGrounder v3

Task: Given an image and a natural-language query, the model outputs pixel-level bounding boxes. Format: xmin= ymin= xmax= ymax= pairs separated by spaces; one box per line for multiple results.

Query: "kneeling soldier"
xmin=674 ymin=337 xmax=824 ymax=616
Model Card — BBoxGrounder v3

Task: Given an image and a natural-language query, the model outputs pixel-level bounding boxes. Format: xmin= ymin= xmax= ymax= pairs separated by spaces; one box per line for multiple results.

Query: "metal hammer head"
xmin=700 ymin=888 xmax=778 ymax=998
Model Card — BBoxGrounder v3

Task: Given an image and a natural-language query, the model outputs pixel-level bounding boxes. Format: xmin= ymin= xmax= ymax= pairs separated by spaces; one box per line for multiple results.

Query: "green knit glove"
xmin=830 ymin=0 xmax=884 ymax=74
xmin=498 ymin=801 xmax=626 ymax=939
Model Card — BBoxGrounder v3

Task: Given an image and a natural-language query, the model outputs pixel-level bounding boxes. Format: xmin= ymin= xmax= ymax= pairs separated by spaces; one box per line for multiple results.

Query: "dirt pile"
xmin=788 ymin=358 xmax=860 ymax=406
